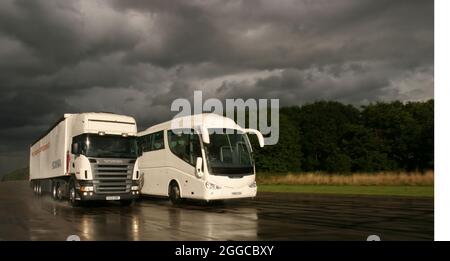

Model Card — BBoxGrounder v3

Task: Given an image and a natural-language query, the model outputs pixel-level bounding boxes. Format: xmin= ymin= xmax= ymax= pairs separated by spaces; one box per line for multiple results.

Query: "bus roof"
xmin=138 ymin=113 xmax=245 ymax=136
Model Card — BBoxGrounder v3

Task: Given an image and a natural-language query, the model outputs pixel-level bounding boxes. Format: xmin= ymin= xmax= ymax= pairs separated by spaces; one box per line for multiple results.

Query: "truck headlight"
xmin=249 ymin=181 xmax=257 ymax=188
xmin=131 ymin=186 xmax=139 ymax=191
xmin=205 ymin=181 xmax=221 ymax=190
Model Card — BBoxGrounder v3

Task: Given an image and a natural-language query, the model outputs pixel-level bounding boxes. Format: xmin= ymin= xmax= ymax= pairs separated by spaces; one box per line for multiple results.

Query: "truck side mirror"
xmin=71 ymin=143 xmax=79 ymax=155
xmin=195 ymin=157 xmax=203 ymax=178
xmin=137 ymin=138 xmax=143 ymax=156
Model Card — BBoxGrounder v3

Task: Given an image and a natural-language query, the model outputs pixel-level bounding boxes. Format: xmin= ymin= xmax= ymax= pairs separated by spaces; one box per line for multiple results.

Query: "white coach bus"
xmin=137 ymin=113 xmax=264 ymax=204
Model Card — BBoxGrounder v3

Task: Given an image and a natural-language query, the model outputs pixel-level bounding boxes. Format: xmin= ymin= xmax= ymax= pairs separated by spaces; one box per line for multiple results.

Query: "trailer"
xmin=29 ymin=113 xmax=140 ymax=206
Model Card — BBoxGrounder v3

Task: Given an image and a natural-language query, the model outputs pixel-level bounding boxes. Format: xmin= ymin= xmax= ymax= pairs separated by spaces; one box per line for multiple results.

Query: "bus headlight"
xmin=80 ymin=186 xmax=94 ymax=192
xmin=249 ymin=181 xmax=257 ymax=188
xmin=205 ymin=181 xmax=222 ymax=190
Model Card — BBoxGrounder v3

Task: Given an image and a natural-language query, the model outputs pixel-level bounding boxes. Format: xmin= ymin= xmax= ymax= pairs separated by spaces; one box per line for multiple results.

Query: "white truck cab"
xmin=30 ymin=113 xmax=140 ymax=206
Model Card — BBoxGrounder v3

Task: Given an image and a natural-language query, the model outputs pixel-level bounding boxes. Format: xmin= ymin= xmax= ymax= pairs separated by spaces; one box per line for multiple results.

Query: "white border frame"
xmin=435 ymin=0 xmax=450 ymax=241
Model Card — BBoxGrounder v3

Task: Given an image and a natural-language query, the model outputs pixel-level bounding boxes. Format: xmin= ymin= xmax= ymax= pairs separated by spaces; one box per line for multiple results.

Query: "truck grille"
xmin=91 ymin=159 xmax=133 ymax=194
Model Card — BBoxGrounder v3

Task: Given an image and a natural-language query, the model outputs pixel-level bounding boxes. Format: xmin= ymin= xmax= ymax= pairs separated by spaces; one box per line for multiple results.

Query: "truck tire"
xmin=56 ymin=182 xmax=64 ymax=200
xmin=68 ymin=180 xmax=80 ymax=207
xmin=33 ymin=183 xmax=37 ymax=195
xmin=37 ymin=182 xmax=42 ymax=196
xmin=169 ymin=182 xmax=181 ymax=205
xmin=52 ymin=181 xmax=59 ymax=200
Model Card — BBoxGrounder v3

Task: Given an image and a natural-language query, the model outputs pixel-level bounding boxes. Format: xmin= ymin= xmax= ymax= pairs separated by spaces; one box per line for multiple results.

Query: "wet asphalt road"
xmin=0 ymin=181 xmax=433 ymax=241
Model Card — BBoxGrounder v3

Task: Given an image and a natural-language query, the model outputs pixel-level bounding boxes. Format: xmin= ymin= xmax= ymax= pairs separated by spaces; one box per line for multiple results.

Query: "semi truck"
xmin=29 ymin=113 xmax=140 ymax=206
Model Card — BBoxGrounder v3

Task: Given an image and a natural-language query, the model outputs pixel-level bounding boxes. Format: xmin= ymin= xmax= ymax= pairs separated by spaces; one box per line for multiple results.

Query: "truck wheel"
xmin=69 ymin=181 xmax=79 ymax=207
xmin=57 ymin=183 xmax=64 ymax=200
xmin=37 ymin=182 xmax=42 ymax=196
xmin=52 ymin=182 xmax=59 ymax=200
xmin=169 ymin=182 xmax=181 ymax=205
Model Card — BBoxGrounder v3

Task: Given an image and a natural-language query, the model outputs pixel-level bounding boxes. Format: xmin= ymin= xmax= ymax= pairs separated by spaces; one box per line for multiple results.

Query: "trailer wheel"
xmin=52 ymin=182 xmax=59 ymax=200
xmin=37 ymin=182 xmax=42 ymax=196
xmin=169 ymin=182 xmax=181 ymax=205
xmin=69 ymin=180 xmax=79 ymax=207
xmin=56 ymin=183 xmax=64 ymax=200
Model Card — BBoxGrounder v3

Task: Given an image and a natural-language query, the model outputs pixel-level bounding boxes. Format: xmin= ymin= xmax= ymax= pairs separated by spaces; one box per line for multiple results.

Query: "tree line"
xmin=250 ymin=100 xmax=434 ymax=173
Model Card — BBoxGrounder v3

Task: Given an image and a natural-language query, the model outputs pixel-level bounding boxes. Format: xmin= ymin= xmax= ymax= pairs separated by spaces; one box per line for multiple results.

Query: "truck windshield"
xmin=75 ymin=134 xmax=138 ymax=159
xmin=204 ymin=128 xmax=254 ymax=175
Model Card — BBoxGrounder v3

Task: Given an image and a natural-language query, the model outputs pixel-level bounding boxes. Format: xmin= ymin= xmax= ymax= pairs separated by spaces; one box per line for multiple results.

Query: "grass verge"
xmin=258 ymin=184 xmax=434 ymax=197
xmin=257 ymin=171 xmax=434 ymax=186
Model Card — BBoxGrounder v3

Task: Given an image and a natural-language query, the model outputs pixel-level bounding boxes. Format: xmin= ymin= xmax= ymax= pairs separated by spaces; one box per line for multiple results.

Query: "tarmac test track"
xmin=0 ymin=181 xmax=433 ymax=241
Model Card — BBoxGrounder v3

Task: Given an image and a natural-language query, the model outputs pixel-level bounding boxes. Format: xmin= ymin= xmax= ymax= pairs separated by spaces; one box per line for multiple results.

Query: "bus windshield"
xmin=204 ymin=128 xmax=254 ymax=175
xmin=74 ymin=134 xmax=138 ymax=159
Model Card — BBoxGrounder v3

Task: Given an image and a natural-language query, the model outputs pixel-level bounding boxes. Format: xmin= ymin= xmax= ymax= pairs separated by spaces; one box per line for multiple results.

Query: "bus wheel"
xmin=169 ymin=182 xmax=181 ymax=205
xmin=69 ymin=180 xmax=79 ymax=207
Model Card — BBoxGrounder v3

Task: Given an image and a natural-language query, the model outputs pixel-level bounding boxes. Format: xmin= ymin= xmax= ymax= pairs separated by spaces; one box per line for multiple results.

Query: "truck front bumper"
xmin=77 ymin=191 xmax=140 ymax=201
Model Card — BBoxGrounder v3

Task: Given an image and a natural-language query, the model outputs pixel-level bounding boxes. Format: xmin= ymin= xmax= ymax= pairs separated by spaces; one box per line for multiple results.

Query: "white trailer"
xmin=30 ymin=113 xmax=141 ymax=206
xmin=137 ymin=113 xmax=264 ymax=204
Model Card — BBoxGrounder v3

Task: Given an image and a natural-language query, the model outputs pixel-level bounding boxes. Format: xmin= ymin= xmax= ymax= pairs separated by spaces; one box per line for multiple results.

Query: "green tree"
xmin=361 ymin=101 xmax=428 ymax=171
xmin=251 ymin=113 xmax=302 ymax=173
xmin=292 ymin=101 xmax=360 ymax=172
xmin=249 ymin=100 xmax=433 ymax=173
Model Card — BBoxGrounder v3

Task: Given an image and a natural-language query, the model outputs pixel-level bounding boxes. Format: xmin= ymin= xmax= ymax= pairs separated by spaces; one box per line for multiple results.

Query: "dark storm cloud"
xmin=0 ymin=91 xmax=71 ymax=129
xmin=216 ymin=62 xmax=416 ymax=105
xmin=0 ymin=0 xmax=433 ymax=174
xmin=0 ymin=1 xmax=140 ymax=67
xmin=110 ymin=0 xmax=433 ymax=70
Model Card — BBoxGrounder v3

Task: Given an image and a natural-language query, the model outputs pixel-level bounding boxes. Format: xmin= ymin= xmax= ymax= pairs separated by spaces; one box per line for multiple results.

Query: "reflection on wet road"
xmin=0 ymin=181 xmax=433 ymax=240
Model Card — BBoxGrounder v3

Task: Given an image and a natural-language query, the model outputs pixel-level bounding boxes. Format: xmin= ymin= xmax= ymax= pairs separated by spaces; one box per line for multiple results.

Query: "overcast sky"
xmin=0 ymin=0 xmax=433 ymax=174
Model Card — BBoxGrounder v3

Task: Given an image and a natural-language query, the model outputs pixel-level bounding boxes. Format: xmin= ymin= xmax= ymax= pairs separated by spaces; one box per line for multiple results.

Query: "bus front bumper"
xmin=203 ymin=186 xmax=257 ymax=201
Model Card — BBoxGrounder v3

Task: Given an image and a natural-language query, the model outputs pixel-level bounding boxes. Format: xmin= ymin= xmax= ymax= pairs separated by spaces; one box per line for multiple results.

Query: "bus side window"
xmin=140 ymin=134 xmax=151 ymax=153
xmin=141 ymin=131 xmax=164 ymax=153
xmin=168 ymin=129 xmax=201 ymax=166
xmin=151 ymin=131 xmax=164 ymax=150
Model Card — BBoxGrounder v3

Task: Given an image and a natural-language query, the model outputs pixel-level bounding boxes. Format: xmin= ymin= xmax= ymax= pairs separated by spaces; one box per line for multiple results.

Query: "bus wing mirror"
xmin=244 ymin=129 xmax=264 ymax=148
xmin=201 ymin=126 xmax=210 ymax=144
xmin=195 ymin=157 xmax=203 ymax=178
